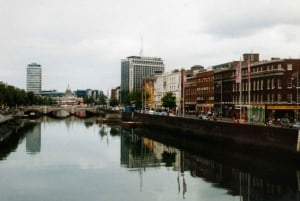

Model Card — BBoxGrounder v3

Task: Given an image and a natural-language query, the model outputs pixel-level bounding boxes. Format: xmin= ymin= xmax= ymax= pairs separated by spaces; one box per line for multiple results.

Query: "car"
xmin=168 ymin=113 xmax=176 ymax=117
xmin=292 ymin=122 xmax=300 ymax=129
xmin=280 ymin=118 xmax=291 ymax=128
xmin=198 ymin=114 xmax=209 ymax=120
xmin=146 ymin=110 xmax=155 ymax=115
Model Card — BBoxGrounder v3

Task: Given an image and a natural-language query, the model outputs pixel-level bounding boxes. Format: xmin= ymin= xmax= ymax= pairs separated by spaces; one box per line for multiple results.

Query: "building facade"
xmin=121 ymin=56 xmax=165 ymax=104
xmin=214 ymin=53 xmax=300 ymax=123
xmin=196 ymin=69 xmax=214 ymax=115
xmin=153 ymin=70 xmax=182 ymax=112
xmin=26 ymin=63 xmax=42 ymax=94
xmin=184 ymin=66 xmax=205 ymax=114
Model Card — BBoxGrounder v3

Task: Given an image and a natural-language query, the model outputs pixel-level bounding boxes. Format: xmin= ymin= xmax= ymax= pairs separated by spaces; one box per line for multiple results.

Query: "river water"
xmin=0 ymin=117 xmax=300 ymax=201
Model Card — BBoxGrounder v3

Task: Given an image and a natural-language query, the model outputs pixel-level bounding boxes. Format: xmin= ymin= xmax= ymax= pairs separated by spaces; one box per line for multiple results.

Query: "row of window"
xmin=232 ymin=94 xmax=300 ymax=103
xmin=232 ymin=78 xmax=285 ymax=91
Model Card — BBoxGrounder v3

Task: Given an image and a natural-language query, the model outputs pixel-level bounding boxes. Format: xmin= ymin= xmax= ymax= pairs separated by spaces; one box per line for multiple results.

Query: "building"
xmin=120 ymin=56 xmax=165 ymax=104
xmin=184 ymin=65 xmax=205 ymax=114
xmin=213 ymin=54 xmax=256 ymax=119
xmin=111 ymin=86 xmax=120 ymax=101
xmin=154 ymin=70 xmax=182 ymax=113
xmin=53 ymin=86 xmax=83 ymax=106
xmin=196 ymin=69 xmax=214 ymax=115
xmin=26 ymin=63 xmax=42 ymax=94
xmin=213 ymin=53 xmax=300 ymax=123
xmin=143 ymin=76 xmax=156 ymax=109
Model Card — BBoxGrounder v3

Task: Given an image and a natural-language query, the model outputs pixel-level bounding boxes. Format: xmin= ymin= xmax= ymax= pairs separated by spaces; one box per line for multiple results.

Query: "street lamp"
xmin=296 ymin=72 xmax=299 ymax=121
xmin=292 ymin=72 xmax=299 ymax=121
xmin=216 ymin=81 xmax=223 ymax=118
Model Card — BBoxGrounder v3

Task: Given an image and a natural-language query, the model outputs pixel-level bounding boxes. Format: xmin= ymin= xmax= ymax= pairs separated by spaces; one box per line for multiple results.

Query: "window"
xmin=278 ymin=79 xmax=282 ymax=89
xmin=287 ymin=64 xmax=293 ymax=70
xmin=287 ymin=78 xmax=293 ymax=88
xmin=287 ymin=93 xmax=293 ymax=103
xmin=278 ymin=94 xmax=282 ymax=102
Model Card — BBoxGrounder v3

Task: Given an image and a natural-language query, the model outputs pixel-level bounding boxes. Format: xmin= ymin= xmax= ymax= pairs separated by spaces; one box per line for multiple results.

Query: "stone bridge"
xmin=22 ymin=105 xmax=99 ymax=115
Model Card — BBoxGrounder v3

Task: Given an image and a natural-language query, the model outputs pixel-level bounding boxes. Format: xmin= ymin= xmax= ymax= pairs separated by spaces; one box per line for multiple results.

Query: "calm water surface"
xmin=0 ymin=117 xmax=300 ymax=201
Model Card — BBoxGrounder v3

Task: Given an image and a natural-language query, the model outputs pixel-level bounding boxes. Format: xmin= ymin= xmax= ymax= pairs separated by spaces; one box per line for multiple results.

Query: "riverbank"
xmin=0 ymin=117 xmax=23 ymax=142
xmin=122 ymin=112 xmax=300 ymax=156
xmin=0 ymin=114 xmax=12 ymax=124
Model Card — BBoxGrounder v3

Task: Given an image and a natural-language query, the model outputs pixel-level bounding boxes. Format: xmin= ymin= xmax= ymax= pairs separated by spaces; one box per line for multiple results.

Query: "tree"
xmin=128 ymin=90 xmax=142 ymax=109
xmin=83 ymin=96 xmax=95 ymax=105
xmin=161 ymin=92 xmax=176 ymax=110
xmin=98 ymin=93 xmax=107 ymax=106
xmin=109 ymin=98 xmax=119 ymax=107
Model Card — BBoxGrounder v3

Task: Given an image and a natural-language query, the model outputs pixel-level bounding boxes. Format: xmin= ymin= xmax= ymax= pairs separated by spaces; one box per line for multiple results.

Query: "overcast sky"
xmin=1 ymin=0 xmax=300 ymax=93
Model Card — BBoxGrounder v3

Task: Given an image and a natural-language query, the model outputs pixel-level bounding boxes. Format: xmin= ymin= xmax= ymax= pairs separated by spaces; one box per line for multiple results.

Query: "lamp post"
xmin=297 ymin=72 xmax=299 ymax=121
xmin=292 ymin=72 xmax=299 ymax=121
xmin=217 ymin=81 xmax=223 ymax=118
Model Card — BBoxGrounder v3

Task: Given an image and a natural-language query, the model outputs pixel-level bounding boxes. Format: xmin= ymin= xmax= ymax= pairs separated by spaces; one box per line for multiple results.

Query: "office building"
xmin=121 ymin=56 xmax=165 ymax=103
xmin=26 ymin=63 xmax=42 ymax=94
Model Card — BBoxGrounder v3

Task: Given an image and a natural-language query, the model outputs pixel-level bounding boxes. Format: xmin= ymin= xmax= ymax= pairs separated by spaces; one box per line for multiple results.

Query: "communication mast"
xmin=139 ymin=36 xmax=144 ymax=57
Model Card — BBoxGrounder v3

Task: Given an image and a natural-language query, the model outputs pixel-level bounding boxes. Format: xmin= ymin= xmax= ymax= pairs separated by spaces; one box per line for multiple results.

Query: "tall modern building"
xmin=121 ymin=56 xmax=165 ymax=103
xmin=26 ymin=63 xmax=42 ymax=94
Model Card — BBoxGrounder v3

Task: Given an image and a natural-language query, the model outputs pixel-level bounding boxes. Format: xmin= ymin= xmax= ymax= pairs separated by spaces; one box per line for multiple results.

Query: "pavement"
xmin=182 ymin=114 xmax=266 ymax=126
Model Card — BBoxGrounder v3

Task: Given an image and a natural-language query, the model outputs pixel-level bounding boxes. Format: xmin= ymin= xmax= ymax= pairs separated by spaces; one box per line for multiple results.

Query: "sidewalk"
xmin=183 ymin=114 xmax=265 ymax=126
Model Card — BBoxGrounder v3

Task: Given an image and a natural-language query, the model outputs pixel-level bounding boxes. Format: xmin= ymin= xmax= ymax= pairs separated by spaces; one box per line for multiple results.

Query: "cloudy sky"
xmin=1 ymin=0 xmax=300 ymax=92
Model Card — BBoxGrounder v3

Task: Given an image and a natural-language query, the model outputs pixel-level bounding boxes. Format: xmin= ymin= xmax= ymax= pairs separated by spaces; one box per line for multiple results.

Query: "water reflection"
xmin=0 ymin=122 xmax=37 ymax=160
xmin=120 ymin=130 xmax=189 ymax=198
xmin=1 ymin=118 xmax=300 ymax=200
xmin=130 ymin=127 xmax=300 ymax=201
xmin=26 ymin=123 xmax=41 ymax=154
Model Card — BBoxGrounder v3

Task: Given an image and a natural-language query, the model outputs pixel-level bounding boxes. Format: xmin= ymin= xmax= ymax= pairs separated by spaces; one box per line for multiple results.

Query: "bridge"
xmin=19 ymin=105 xmax=122 ymax=119
xmin=22 ymin=105 xmax=99 ymax=115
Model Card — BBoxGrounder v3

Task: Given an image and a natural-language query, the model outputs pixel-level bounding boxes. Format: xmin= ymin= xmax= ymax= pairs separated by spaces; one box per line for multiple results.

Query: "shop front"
xmin=266 ymin=105 xmax=300 ymax=122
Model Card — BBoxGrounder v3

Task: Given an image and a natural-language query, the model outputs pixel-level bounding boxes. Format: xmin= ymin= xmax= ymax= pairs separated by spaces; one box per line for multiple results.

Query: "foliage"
xmin=83 ymin=93 xmax=107 ymax=106
xmin=161 ymin=92 xmax=176 ymax=109
xmin=98 ymin=93 xmax=107 ymax=105
xmin=109 ymin=97 xmax=119 ymax=107
xmin=125 ymin=89 xmax=150 ymax=109
xmin=0 ymin=82 xmax=54 ymax=107
xmin=125 ymin=90 xmax=142 ymax=108
xmin=83 ymin=95 xmax=95 ymax=105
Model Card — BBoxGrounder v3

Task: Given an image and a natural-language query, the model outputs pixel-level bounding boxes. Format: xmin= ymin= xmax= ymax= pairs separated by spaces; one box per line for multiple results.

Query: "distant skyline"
xmin=1 ymin=0 xmax=300 ymax=92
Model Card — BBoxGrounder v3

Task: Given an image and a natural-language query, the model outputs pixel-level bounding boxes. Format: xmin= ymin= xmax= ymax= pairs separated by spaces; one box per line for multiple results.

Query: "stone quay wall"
xmin=122 ymin=112 xmax=300 ymax=154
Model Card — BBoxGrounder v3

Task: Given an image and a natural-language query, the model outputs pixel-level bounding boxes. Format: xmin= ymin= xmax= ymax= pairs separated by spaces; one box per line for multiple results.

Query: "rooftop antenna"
xmin=139 ymin=36 xmax=144 ymax=57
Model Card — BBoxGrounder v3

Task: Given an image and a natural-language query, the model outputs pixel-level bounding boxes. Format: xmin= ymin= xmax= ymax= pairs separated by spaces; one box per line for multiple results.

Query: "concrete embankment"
xmin=0 ymin=114 xmax=12 ymax=124
xmin=122 ymin=112 xmax=300 ymax=155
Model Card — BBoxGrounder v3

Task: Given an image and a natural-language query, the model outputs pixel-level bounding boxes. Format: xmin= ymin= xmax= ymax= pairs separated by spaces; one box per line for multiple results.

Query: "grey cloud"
xmin=198 ymin=1 xmax=300 ymax=38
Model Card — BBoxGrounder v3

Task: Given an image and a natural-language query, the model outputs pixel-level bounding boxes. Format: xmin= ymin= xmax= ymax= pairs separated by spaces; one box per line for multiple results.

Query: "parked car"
xmin=198 ymin=114 xmax=209 ymax=120
xmin=292 ymin=122 xmax=300 ymax=129
xmin=280 ymin=118 xmax=291 ymax=128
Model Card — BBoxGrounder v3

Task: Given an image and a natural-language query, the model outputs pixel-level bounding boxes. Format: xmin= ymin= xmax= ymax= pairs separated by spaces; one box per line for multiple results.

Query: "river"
xmin=0 ymin=117 xmax=299 ymax=201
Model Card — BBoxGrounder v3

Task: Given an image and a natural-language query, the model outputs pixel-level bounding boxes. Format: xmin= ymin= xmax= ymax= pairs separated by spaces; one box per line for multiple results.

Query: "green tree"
xmin=98 ymin=93 xmax=107 ymax=106
xmin=161 ymin=92 xmax=176 ymax=110
xmin=27 ymin=92 xmax=35 ymax=105
xmin=109 ymin=98 xmax=119 ymax=107
xmin=129 ymin=90 xmax=142 ymax=109
xmin=83 ymin=96 xmax=95 ymax=105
